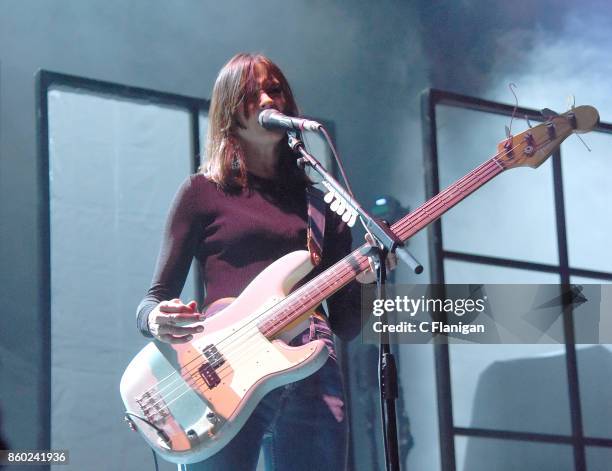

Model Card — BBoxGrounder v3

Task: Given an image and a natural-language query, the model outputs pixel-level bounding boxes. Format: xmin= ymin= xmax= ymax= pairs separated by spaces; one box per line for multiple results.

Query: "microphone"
xmin=258 ymin=109 xmax=322 ymax=132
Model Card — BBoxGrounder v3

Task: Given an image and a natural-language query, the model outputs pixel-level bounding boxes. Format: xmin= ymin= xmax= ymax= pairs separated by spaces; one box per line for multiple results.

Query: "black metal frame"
xmin=420 ymin=88 xmax=612 ymax=471
xmin=36 ymin=70 xmax=209 ymax=466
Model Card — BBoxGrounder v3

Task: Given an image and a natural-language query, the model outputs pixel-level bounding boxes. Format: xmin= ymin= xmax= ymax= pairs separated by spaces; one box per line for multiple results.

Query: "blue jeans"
xmin=178 ymin=358 xmax=348 ymax=471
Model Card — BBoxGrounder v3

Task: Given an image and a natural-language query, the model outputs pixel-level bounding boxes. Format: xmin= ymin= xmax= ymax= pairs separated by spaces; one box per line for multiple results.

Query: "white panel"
xmin=456 ymin=436 xmax=574 ymax=471
xmin=570 ymin=278 xmax=612 ymax=440
xmin=49 ymin=86 xmax=195 ymax=471
xmin=587 ymin=445 xmax=612 ymax=471
xmin=445 ymin=261 xmax=572 ymax=444
xmin=575 ymin=345 xmax=612 ymax=439
xmin=444 ymin=259 xmax=560 ymax=284
xmin=450 ymin=343 xmax=572 ymax=436
xmin=562 ymin=131 xmax=612 ymax=273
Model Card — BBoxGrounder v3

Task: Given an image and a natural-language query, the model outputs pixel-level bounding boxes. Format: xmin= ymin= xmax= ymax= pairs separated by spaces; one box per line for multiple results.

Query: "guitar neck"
xmin=259 ymin=156 xmax=505 ymax=336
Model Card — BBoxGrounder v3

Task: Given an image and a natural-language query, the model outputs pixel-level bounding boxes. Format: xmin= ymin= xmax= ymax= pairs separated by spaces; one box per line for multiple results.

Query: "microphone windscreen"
xmin=258 ymin=109 xmax=279 ymax=128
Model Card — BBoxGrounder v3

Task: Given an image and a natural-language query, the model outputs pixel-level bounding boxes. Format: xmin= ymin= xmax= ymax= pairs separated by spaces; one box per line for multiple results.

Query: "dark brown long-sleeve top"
xmin=136 ymin=172 xmax=361 ymax=341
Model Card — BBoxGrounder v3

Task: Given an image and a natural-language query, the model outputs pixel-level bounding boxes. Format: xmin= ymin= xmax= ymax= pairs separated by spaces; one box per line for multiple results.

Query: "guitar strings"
xmin=141 ymin=155 xmax=499 ymax=403
xmin=140 ymin=148 xmax=515 ymax=409
xmin=142 ymin=138 xmax=538 ymax=411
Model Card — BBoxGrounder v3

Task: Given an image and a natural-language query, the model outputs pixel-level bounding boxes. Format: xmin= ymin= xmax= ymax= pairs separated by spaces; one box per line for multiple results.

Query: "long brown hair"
xmin=202 ymin=53 xmax=305 ymax=190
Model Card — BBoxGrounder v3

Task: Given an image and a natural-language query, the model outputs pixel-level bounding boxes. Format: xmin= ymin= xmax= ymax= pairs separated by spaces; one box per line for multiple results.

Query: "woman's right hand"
xmin=148 ymin=298 xmax=204 ymax=344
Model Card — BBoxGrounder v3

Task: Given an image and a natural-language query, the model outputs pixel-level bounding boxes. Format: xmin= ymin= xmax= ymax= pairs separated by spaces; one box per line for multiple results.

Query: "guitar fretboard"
xmin=258 ymin=156 xmax=505 ymax=337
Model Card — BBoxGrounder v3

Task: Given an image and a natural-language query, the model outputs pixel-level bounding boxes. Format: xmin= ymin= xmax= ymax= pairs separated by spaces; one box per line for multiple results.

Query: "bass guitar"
xmin=120 ymin=105 xmax=598 ymax=464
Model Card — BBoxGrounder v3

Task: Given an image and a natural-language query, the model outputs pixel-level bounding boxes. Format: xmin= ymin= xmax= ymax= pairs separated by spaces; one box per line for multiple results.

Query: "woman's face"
xmin=234 ymin=62 xmax=287 ymax=146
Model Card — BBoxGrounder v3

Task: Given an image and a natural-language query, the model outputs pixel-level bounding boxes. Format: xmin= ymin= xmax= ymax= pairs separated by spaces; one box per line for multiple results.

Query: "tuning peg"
xmin=525 ymin=115 xmax=533 ymax=129
xmin=324 ymin=190 xmax=335 ymax=204
xmin=567 ymin=94 xmax=576 ymax=110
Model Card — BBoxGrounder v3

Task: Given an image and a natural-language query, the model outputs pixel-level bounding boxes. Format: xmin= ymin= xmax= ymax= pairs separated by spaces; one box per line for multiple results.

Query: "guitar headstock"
xmin=496 ymin=105 xmax=599 ymax=169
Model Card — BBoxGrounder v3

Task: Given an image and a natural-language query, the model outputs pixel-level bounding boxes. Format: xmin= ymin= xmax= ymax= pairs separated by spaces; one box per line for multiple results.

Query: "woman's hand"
xmin=148 ymin=298 xmax=204 ymax=344
xmin=322 ymin=394 xmax=345 ymax=423
xmin=356 ymin=234 xmax=398 ymax=284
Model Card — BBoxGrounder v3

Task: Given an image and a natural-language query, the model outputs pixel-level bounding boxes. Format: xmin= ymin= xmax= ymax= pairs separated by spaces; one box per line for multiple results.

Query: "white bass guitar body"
xmin=120 ymin=251 xmax=328 ymax=464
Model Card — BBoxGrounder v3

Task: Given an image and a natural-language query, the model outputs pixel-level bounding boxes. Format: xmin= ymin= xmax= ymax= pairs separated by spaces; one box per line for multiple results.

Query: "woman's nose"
xmin=259 ymin=92 xmax=275 ymax=109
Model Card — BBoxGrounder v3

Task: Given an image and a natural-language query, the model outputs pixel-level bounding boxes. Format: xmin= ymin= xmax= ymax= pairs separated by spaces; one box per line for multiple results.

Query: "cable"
xmin=319 ymin=126 xmax=356 ymax=198
xmin=151 ymin=449 xmax=159 ymax=471
xmin=124 ymin=411 xmax=168 ymax=471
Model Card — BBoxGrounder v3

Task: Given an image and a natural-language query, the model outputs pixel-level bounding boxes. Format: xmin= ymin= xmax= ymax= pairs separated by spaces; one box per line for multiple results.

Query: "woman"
xmin=137 ymin=53 xmax=382 ymax=470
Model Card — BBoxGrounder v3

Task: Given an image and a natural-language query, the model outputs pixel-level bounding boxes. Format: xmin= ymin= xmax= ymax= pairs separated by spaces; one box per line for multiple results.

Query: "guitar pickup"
xmin=199 ymin=363 xmax=221 ymax=389
xmin=203 ymin=344 xmax=225 ymax=369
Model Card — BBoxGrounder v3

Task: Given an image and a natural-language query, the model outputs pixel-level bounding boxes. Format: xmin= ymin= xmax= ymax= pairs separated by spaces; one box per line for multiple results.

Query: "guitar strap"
xmin=306 ymin=185 xmax=326 ymax=267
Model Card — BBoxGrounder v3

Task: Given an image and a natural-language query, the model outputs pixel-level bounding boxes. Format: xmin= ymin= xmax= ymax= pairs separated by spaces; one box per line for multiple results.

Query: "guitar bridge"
xmin=136 ymin=388 xmax=170 ymax=426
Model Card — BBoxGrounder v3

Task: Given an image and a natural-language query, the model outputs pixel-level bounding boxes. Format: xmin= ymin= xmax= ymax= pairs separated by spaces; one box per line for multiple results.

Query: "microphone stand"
xmin=288 ymin=132 xmax=418 ymax=471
